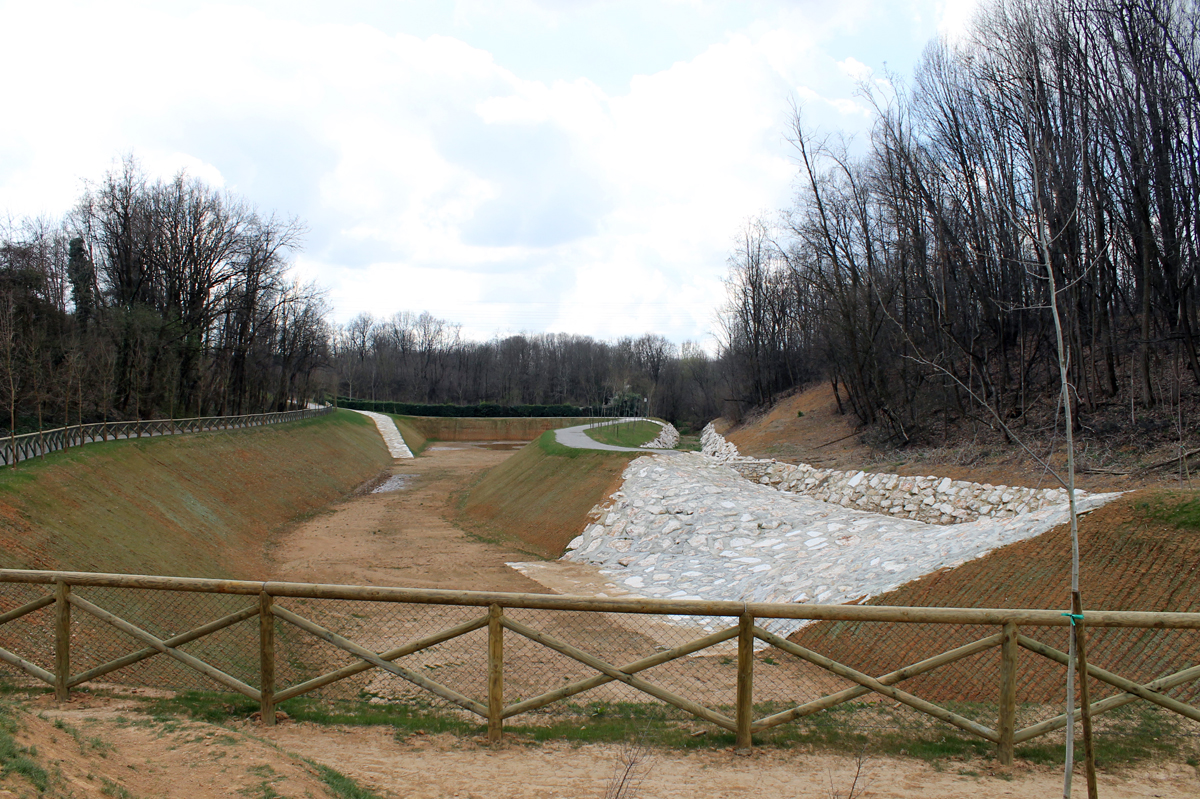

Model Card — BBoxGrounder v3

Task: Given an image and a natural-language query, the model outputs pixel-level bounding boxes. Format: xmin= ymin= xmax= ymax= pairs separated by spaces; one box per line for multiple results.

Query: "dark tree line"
xmin=331 ymin=315 xmax=724 ymax=429
xmin=1 ymin=157 xmax=328 ymax=435
xmin=721 ymin=0 xmax=1200 ymax=443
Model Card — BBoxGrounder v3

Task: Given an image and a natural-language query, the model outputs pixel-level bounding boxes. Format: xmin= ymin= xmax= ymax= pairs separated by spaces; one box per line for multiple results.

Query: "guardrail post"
xmin=998 ymin=621 xmax=1018 ymax=765
xmin=260 ymin=592 xmax=276 ymax=726
xmin=736 ymin=613 xmax=754 ymax=753
xmin=54 ymin=581 xmax=70 ymax=701
xmin=488 ymin=604 xmax=504 ymax=743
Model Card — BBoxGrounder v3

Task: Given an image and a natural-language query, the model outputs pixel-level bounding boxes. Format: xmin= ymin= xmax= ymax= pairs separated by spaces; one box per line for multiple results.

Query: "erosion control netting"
xmin=1 ymin=583 xmax=1198 ymax=742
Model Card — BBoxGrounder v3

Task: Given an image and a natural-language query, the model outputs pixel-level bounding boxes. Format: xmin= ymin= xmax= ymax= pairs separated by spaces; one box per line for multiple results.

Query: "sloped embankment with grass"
xmin=0 ymin=410 xmax=391 ymax=578
xmin=457 ymin=431 xmax=635 ymax=558
xmin=790 ymin=489 xmax=1200 ymax=702
xmin=399 ymin=415 xmax=599 ymax=443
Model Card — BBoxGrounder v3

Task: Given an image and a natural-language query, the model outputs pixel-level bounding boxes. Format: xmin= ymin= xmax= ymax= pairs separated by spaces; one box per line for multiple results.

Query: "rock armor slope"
xmin=699 ymin=423 xmax=1081 ymax=524
xmin=562 ymin=427 xmax=1119 ymax=635
xmin=643 ymin=421 xmax=679 ymax=449
xmin=350 ymin=410 xmax=414 ymax=458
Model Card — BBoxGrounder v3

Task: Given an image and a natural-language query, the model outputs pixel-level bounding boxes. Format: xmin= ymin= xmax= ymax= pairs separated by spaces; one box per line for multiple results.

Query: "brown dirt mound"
xmin=789 ymin=489 xmax=1200 ymax=703
xmin=725 ymin=383 xmax=1200 ymax=495
xmin=724 ymin=384 xmax=861 ymax=468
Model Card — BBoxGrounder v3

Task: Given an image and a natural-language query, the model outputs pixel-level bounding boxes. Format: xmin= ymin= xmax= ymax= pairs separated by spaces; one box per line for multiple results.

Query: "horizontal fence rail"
xmin=1 ymin=406 xmax=335 ymax=467
xmin=0 ymin=569 xmax=1197 ymax=761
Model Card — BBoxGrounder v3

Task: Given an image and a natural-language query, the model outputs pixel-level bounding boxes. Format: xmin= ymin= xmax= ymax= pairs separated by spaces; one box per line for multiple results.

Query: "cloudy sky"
xmin=0 ymin=0 xmax=975 ymax=348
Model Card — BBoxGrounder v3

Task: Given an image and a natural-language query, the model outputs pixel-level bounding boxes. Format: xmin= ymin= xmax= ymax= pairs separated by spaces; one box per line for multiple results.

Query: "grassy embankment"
xmin=583 ymin=419 xmax=662 ymax=448
xmin=0 ymin=409 xmax=391 ymax=578
xmin=456 ymin=430 xmax=637 ymax=558
xmin=393 ymin=415 xmax=599 ymax=444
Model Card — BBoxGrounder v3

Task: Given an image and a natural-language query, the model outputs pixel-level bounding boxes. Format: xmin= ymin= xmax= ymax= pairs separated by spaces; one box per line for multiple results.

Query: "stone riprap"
xmin=563 ymin=452 xmax=1119 ymax=636
xmin=643 ymin=421 xmax=680 ymax=449
xmin=700 ymin=423 xmax=1081 ymax=525
xmin=350 ymin=410 xmax=414 ymax=459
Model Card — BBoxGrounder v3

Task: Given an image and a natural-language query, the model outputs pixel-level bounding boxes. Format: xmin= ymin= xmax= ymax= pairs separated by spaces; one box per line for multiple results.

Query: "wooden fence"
xmin=1 ymin=406 xmax=335 ymax=466
xmin=0 ymin=569 xmax=1197 ymax=761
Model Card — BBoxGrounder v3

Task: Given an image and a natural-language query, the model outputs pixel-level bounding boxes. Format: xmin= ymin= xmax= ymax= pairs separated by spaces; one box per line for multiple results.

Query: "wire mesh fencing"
xmin=0 ymin=570 xmax=1198 ymax=760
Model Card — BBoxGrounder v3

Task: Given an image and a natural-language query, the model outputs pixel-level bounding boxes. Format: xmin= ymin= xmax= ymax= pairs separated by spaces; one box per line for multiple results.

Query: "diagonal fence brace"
xmin=752 ymin=632 xmax=1005 ymax=732
xmin=271 ymin=605 xmax=487 ymax=717
xmin=0 ymin=645 xmax=54 ymax=685
xmin=1014 ymin=660 xmax=1200 ymax=743
xmin=753 ymin=626 xmax=999 ymax=743
xmin=0 ymin=594 xmax=58 ymax=685
xmin=69 ymin=604 xmax=262 ymax=688
xmin=500 ymin=616 xmax=737 ymax=731
xmin=503 ymin=625 xmax=741 ymax=719
xmin=273 ymin=613 xmax=490 ymax=703
xmin=68 ymin=594 xmax=260 ymax=699
xmin=0 ymin=594 xmax=55 ymax=626
xmin=1013 ymin=634 xmax=1200 ymax=740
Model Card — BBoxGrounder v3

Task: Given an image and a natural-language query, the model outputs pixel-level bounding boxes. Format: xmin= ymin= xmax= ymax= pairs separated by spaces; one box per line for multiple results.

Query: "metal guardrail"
xmin=1 ymin=406 xmax=335 ymax=466
xmin=0 ymin=569 xmax=1197 ymax=759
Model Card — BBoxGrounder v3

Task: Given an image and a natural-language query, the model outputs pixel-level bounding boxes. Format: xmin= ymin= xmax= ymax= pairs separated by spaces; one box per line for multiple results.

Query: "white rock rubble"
xmin=351 ymin=410 xmax=414 ymax=459
xmin=701 ymin=423 xmax=1083 ymax=524
xmin=563 ymin=449 xmax=1119 ymax=636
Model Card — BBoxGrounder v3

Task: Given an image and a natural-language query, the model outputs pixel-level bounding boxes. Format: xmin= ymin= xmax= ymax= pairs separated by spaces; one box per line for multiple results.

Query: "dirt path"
xmin=25 ymin=698 xmax=1200 ymax=799
xmin=270 ymin=441 xmax=544 ymax=592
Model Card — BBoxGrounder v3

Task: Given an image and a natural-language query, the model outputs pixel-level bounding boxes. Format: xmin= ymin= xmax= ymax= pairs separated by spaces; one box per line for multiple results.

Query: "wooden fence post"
xmin=488 ymin=604 xmax=503 ymax=743
xmin=736 ymin=613 xmax=754 ymax=752
xmin=54 ymin=581 xmax=70 ymax=701
xmin=1073 ymin=591 xmax=1098 ymax=799
xmin=998 ymin=621 xmax=1018 ymax=765
xmin=260 ymin=592 xmax=275 ymax=726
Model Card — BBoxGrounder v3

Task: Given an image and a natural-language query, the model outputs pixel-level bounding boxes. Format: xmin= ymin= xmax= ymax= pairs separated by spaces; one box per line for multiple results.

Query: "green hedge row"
xmin=336 ymin=398 xmax=598 ymax=418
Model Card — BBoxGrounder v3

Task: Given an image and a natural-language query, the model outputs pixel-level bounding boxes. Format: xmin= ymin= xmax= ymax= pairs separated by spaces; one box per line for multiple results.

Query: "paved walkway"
xmin=350 ymin=410 xmax=414 ymax=458
xmin=554 ymin=418 xmax=677 ymax=452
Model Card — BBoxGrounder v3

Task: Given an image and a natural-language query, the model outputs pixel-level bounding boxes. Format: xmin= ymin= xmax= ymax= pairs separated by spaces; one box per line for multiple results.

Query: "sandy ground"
xmin=270 ymin=441 xmax=544 ymax=592
xmin=23 ymin=695 xmax=1200 ymax=799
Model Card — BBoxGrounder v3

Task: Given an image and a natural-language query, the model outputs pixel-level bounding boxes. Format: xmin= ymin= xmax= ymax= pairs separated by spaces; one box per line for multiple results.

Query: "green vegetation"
xmin=387 ymin=415 xmax=429 ymax=455
xmin=584 ymin=420 xmax=662 ymax=448
xmin=457 ymin=432 xmax=635 ymax=556
xmin=1139 ymin=491 xmax=1200 ymax=531
xmin=314 ymin=764 xmax=385 ymax=799
xmin=100 ymin=777 xmax=134 ymax=798
xmin=0 ymin=702 xmax=48 ymax=792
xmin=0 ymin=410 xmax=389 ymax=576
xmin=139 ymin=690 xmax=1197 ymax=768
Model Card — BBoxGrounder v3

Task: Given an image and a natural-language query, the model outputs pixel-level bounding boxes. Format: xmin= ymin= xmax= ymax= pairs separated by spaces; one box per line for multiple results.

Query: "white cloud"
xmin=838 ymin=56 xmax=874 ymax=83
xmin=0 ymin=0 xmax=954 ymax=344
xmin=937 ymin=0 xmax=979 ymax=40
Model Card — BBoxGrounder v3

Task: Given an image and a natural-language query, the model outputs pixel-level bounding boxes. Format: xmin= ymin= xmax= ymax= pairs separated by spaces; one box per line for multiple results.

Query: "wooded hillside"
xmin=719 ymin=0 xmax=1200 ymax=448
